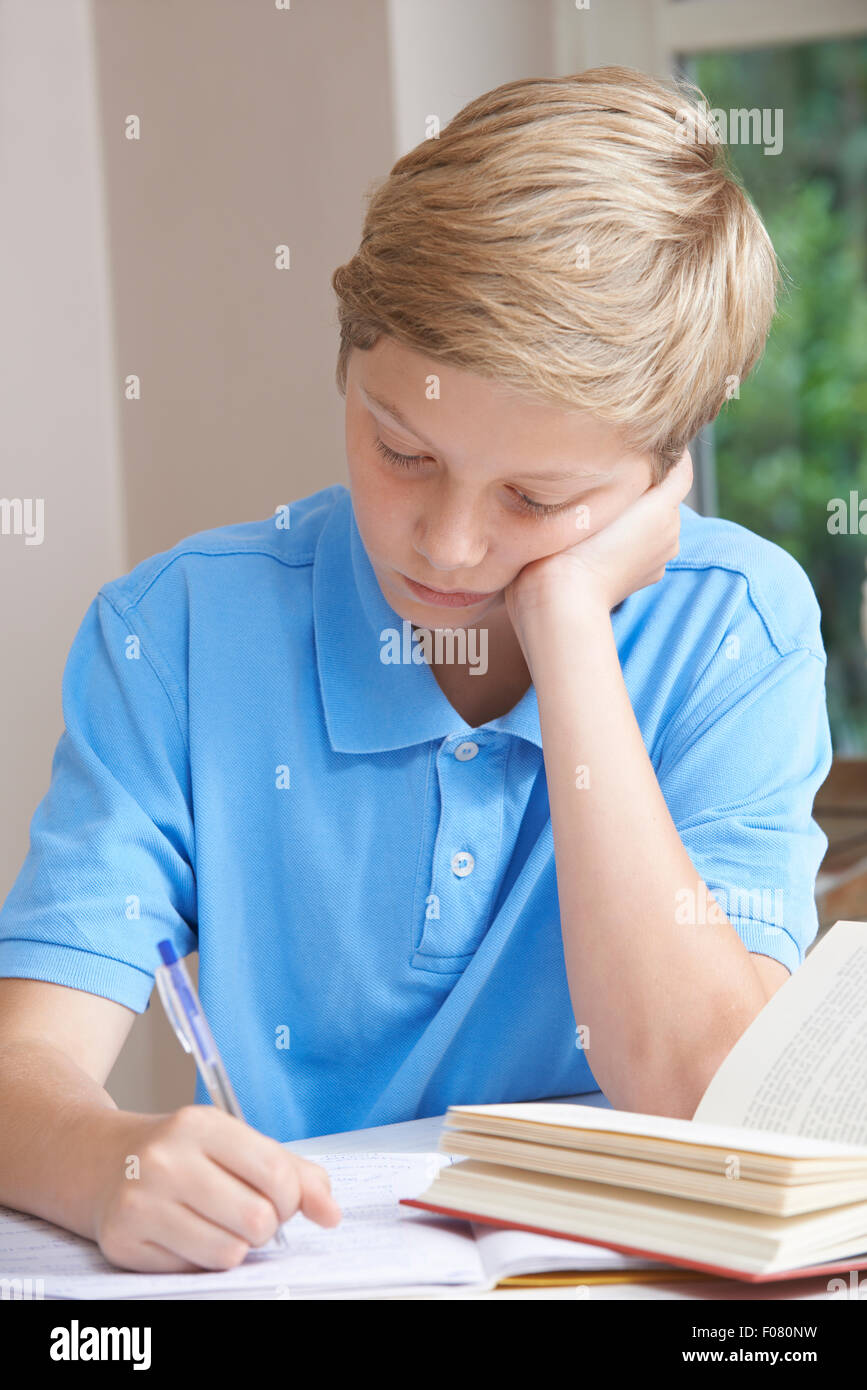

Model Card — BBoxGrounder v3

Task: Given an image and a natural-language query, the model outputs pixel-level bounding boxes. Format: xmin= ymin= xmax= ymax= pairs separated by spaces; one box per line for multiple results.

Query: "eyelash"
xmin=372 ymin=437 xmax=571 ymax=518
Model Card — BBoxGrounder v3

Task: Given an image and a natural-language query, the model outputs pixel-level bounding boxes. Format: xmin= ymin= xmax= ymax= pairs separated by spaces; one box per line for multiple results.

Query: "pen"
xmin=155 ymin=939 xmax=289 ymax=1251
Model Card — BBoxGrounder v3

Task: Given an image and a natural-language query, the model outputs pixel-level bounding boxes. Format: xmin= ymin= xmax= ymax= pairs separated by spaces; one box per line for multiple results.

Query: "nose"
xmin=413 ymin=487 xmax=488 ymax=575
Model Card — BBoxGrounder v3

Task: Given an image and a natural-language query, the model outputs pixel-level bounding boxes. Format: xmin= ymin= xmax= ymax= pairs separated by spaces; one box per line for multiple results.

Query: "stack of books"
xmin=403 ymin=920 xmax=867 ymax=1282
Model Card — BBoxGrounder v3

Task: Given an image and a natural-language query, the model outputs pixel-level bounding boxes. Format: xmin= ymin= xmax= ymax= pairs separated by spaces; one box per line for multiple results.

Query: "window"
xmin=680 ymin=39 xmax=867 ymax=754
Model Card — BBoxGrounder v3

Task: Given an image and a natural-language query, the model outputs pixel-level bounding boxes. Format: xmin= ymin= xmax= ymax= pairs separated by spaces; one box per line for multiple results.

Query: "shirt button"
xmin=454 ymin=741 xmax=479 ymax=761
xmin=451 ymin=850 xmax=475 ymax=877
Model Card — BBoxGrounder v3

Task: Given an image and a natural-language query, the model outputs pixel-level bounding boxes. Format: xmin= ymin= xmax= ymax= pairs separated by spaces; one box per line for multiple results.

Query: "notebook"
xmin=0 ymin=1150 xmax=678 ymax=1299
xmin=402 ymin=920 xmax=867 ymax=1282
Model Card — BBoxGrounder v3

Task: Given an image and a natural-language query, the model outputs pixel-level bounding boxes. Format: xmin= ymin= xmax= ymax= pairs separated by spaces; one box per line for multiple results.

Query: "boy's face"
xmin=345 ymin=337 xmax=655 ymax=628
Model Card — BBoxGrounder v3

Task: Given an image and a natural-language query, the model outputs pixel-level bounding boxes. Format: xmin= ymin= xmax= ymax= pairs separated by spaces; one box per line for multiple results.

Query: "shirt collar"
xmin=313 ymin=486 xmax=544 ymax=753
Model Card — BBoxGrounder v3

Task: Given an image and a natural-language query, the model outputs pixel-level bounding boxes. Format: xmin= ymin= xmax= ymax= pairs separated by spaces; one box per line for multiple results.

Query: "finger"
xmin=138 ymin=1199 xmax=254 ymax=1271
xmin=166 ymin=1149 xmax=287 ymax=1247
xmin=296 ymin=1154 xmax=339 ymax=1201
xmin=104 ymin=1186 xmax=255 ymax=1272
xmin=297 ymin=1166 xmax=343 ymax=1227
xmin=199 ymin=1115 xmax=342 ymax=1230
xmin=631 ymin=452 xmax=691 ymax=518
xmin=198 ymin=1112 xmax=309 ymax=1224
xmin=102 ymin=1216 xmax=208 ymax=1273
xmin=124 ymin=1242 xmax=204 ymax=1274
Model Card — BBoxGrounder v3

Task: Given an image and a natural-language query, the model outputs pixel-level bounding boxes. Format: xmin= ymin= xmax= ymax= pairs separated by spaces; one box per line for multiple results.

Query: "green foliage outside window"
xmin=682 ymin=40 xmax=867 ymax=754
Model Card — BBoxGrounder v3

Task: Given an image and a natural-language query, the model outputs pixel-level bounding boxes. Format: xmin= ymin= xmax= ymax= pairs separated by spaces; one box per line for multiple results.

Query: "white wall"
xmin=0 ymin=1 xmax=125 ymax=902
xmin=1 ymin=0 xmax=397 ymax=1111
xmin=387 ymin=0 xmax=555 ymax=157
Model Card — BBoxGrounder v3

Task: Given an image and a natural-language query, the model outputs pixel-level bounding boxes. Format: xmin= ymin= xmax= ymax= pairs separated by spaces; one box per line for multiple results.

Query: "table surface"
xmin=285 ymin=1087 xmax=612 ymax=1158
xmin=163 ymin=1091 xmax=840 ymax=1301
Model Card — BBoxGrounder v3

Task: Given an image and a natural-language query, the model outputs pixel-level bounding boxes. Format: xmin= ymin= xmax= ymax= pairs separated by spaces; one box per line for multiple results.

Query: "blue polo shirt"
xmin=0 ymin=484 xmax=832 ymax=1140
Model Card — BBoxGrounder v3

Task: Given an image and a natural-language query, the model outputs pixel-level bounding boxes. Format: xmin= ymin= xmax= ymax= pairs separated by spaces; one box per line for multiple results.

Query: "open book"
xmin=402 ymin=920 xmax=867 ymax=1282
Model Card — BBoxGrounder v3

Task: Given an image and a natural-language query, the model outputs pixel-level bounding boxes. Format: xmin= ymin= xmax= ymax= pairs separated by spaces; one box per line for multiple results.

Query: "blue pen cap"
xmin=157 ymin=939 xmax=178 ymax=967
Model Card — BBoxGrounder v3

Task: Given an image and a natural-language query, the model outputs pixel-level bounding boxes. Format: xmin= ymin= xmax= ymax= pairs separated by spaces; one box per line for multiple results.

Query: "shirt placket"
xmin=411 ymin=731 xmax=508 ymax=972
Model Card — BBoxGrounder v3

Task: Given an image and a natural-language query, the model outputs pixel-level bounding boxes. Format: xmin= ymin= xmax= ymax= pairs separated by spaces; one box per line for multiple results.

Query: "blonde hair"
xmin=331 ymin=66 xmax=781 ymax=483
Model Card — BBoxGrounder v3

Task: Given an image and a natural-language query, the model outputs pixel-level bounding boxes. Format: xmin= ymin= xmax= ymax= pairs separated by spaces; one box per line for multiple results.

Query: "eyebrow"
xmin=359 ymin=386 xmax=612 ymax=481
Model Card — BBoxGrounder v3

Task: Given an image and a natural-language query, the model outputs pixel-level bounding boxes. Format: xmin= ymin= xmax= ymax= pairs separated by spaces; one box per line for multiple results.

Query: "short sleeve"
xmin=0 ymin=591 xmax=197 ymax=1011
xmin=658 ymin=647 xmax=833 ymax=975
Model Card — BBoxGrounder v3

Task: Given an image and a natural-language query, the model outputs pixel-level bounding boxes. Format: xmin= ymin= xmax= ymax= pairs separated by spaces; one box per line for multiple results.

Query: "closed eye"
xmin=372 ymin=437 xmax=575 ymax=518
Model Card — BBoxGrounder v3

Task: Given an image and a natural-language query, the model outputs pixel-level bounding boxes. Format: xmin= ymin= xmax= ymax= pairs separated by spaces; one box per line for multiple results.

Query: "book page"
xmin=694 ymin=922 xmax=867 ymax=1145
xmin=471 ymin=1221 xmax=669 ymax=1280
xmin=0 ymin=1152 xmax=487 ymax=1299
xmin=445 ymin=1101 xmax=862 ymax=1157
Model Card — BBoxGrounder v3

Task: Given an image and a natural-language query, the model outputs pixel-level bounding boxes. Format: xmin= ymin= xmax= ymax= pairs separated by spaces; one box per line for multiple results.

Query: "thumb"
xmin=299 ymin=1164 xmax=342 ymax=1226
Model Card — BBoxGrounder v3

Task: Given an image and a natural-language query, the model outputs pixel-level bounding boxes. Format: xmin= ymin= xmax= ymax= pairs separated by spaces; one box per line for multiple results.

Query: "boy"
xmin=0 ymin=67 xmax=832 ymax=1272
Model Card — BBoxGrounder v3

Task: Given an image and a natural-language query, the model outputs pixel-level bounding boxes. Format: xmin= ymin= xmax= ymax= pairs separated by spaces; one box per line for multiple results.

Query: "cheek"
xmin=570 ymin=491 xmax=623 ymax=540
xmin=355 ymin=458 xmax=405 ymax=519
xmin=547 ymin=503 xmax=600 ymax=549
xmin=504 ymin=516 xmax=575 ymax=572
xmin=347 ymin=455 xmax=411 ymax=557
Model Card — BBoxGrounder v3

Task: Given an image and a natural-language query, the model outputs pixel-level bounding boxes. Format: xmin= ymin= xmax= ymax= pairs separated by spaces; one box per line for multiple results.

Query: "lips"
xmin=401 ymin=573 xmax=495 ymax=608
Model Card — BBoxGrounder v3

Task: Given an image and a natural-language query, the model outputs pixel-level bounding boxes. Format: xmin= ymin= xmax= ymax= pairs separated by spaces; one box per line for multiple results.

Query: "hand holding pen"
xmin=89 ymin=939 xmax=345 ymax=1272
xmin=90 ymin=999 xmax=342 ymax=1274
